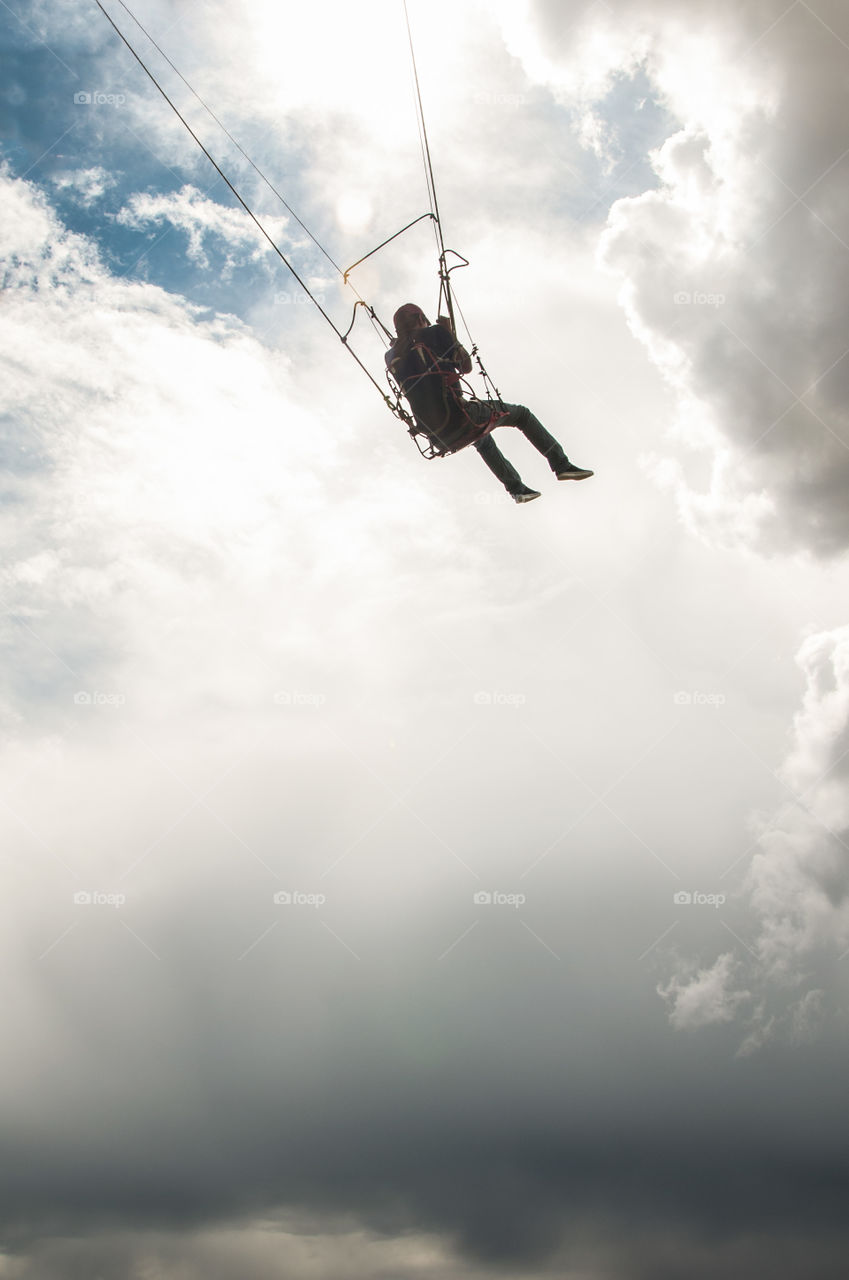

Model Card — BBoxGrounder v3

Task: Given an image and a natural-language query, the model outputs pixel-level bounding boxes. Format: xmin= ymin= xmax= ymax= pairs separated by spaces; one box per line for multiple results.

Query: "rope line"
xmin=110 ymin=0 xmax=406 ymax=359
xmin=113 ymin=0 xmax=346 ymax=278
xmin=401 ymin=0 xmax=457 ymax=329
xmin=94 ymin=0 xmax=498 ymax=437
xmin=399 ymin=0 xmax=498 ymax=409
xmin=93 ymin=0 xmax=397 ymax=411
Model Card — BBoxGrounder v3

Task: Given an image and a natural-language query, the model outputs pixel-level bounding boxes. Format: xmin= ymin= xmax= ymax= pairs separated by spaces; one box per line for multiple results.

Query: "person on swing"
xmin=386 ymin=303 xmax=593 ymax=503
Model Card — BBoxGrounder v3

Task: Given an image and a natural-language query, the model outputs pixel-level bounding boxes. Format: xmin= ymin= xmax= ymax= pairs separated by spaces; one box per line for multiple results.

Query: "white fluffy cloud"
xmin=494 ymin=0 xmax=849 ymax=556
xmin=659 ymin=625 xmax=849 ymax=1048
xmin=658 ymin=950 xmax=750 ymax=1030
xmin=749 ymin=625 xmax=849 ymax=968
xmin=50 ymin=165 xmax=116 ymax=204
xmin=116 ymin=184 xmax=295 ymax=271
xmin=485 ymin=0 xmax=849 ymax=1045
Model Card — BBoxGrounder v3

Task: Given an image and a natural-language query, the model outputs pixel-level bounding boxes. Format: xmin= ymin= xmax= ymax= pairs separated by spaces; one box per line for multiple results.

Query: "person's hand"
xmin=436 ymin=314 xmax=454 ymax=332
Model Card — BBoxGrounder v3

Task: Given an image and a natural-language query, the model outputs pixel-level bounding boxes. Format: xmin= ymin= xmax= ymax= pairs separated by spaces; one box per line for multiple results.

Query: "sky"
xmin=2 ymin=0 xmax=849 ymax=1277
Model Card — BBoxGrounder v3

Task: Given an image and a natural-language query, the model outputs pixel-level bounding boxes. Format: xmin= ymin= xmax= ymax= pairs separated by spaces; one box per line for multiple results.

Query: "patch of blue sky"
xmin=558 ymin=66 xmax=679 ymax=223
xmin=451 ymin=66 xmax=677 ymax=237
xmin=2 ymin=27 xmax=344 ymax=327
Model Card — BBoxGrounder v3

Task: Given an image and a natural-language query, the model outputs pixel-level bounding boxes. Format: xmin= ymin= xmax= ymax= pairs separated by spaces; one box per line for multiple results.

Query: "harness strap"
xmin=396 ymin=340 xmax=507 ymax=458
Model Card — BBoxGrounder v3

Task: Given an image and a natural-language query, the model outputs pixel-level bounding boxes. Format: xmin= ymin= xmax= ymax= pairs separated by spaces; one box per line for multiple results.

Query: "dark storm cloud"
xmin=2 ymin=971 xmax=849 ymax=1276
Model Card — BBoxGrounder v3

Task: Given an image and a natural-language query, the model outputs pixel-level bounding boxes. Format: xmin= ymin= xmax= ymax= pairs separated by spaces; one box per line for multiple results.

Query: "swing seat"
xmin=409 ymin=406 xmax=509 ymax=459
xmin=387 ymin=363 xmax=508 ymax=461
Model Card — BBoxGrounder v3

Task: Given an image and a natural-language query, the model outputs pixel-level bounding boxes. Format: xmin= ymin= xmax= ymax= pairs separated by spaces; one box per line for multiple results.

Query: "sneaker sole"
xmin=513 ymin=491 xmax=541 ymax=503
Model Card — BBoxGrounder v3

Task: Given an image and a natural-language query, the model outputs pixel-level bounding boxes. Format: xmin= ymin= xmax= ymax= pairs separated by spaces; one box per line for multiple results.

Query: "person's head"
xmin=393 ymin=303 xmax=429 ymax=338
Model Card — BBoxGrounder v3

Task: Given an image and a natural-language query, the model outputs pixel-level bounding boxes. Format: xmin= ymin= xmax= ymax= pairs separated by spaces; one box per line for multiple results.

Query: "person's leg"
xmin=486 ymin=401 xmax=572 ymax=472
xmin=474 ymin=434 xmax=524 ymax=493
xmin=461 ymin=399 xmax=538 ymax=500
xmin=461 ymin=398 xmax=523 ymax=495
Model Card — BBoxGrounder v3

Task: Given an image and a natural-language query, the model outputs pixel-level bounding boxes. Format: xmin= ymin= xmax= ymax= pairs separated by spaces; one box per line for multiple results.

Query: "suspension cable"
xmin=95 ymin=0 xmax=496 ymax=430
xmin=401 ymin=0 xmax=458 ymax=333
xmin=108 ymin=0 xmax=402 ymax=360
xmin=401 ymin=3 xmax=503 ymax=407
xmin=93 ymin=0 xmax=398 ymax=412
xmin=112 ymin=0 xmax=346 ymax=279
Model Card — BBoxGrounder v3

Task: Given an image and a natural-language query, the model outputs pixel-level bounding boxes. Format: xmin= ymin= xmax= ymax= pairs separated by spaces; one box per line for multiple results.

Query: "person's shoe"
xmin=556 ymin=464 xmax=594 ymax=480
xmin=511 ymin=485 xmax=541 ymax=503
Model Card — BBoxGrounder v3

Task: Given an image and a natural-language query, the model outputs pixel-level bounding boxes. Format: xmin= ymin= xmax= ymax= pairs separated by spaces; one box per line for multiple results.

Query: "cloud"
xmin=659 ymin=624 xmax=849 ymax=1048
xmin=6 ymin=4 xmax=849 ymax=1278
xmin=116 ymin=184 xmax=294 ymax=272
xmin=658 ymin=950 xmax=751 ymax=1029
xmin=0 ymin=1222 xmax=478 ymax=1280
xmin=494 ymin=0 xmax=849 ymax=556
xmin=50 ymin=165 xmax=116 ymax=205
xmin=748 ymin=625 xmax=849 ymax=968
xmin=0 ymin=163 xmax=349 ymax=731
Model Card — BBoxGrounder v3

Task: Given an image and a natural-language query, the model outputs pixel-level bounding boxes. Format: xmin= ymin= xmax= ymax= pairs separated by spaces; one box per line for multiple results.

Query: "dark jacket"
xmin=386 ymin=323 xmax=468 ymax=446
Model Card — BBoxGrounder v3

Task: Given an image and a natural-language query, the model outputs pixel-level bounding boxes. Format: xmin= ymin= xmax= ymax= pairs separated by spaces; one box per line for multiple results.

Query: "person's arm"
xmin=436 ymin=315 xmax=473 ymax=375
